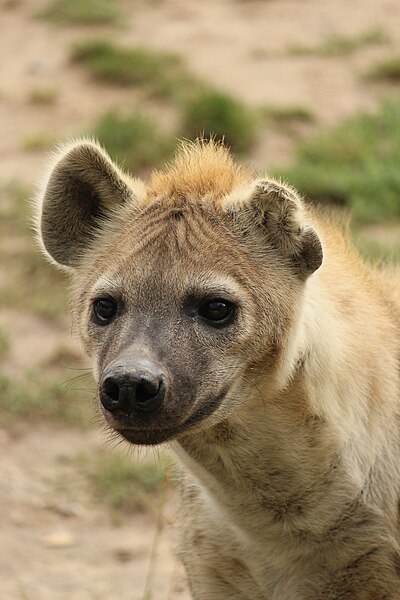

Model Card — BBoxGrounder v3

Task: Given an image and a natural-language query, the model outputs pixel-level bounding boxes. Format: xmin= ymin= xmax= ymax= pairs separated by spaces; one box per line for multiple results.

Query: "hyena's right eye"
xmin=92 ymin=297 xmax=118 ymax=325
xmin=199 ymin=298 xmax=236 ymax=326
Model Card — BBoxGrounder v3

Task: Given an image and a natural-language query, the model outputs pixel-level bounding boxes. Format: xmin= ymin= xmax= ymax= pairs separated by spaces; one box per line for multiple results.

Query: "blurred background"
xmin=0 ymin=0 xmax=400 ymax=598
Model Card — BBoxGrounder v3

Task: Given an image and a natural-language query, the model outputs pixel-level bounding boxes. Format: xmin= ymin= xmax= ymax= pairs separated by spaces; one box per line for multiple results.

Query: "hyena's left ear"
xmin=36 ymin=140 xmax=141 ymax=269
xmin=225 ymin=179 xmax=323 ymax=278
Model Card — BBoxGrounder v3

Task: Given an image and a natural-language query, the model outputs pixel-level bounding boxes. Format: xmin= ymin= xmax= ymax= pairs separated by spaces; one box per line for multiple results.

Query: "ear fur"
xmin=36 ymin=139 xmax=140 ymax=268
xmin=225 ymin=179 xmax=323 ymax=277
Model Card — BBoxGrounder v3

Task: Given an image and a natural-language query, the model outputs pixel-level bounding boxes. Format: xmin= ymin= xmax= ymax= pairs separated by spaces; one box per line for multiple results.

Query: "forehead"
xmin=91 ymin=199 xmax=254 ymax=299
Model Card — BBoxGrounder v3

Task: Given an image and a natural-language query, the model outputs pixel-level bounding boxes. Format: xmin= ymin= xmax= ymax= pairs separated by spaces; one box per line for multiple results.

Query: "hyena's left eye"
xmin=199 ymin=298 xmax=236 ymax=326
xmin=92 ymin=297 xmax=118 ymax=325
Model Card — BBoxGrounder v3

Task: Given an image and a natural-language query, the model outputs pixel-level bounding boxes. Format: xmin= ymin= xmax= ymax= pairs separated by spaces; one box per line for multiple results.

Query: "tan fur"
xmin=148 ymin=139 xmax=251 ymax=202
xmin=36 ymin=139 xmax=400 ymax=599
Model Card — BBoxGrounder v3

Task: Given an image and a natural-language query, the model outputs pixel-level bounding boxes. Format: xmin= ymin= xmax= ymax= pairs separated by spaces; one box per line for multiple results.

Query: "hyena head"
xmin=37 ymin=140 xmax=323 ymax=445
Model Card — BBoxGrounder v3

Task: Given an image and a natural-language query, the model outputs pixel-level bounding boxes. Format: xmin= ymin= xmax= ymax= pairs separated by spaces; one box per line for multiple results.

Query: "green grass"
xmin=0 ymin=372 xmax=93 ymax=428
xmin=87 ymin=451 xmax=170 ymax=514
xmin=352 ymin=223 xmax=400 ymax=263
xmin=0 ymin=182 xmax=28 ymax=232
xmin=72 ymin=39 xmax=195 ymax=99
xmin=354 ymin=236 xmax=400 ymax=263
xmin=0 ymin=329 xmax=9 ymax=359
xmin=27 ymin=86 xmax=58 ymax=105
xmin=0 ymin=184 xmax=68 ymax=319
xmin=92 ymin=111 xmax=175 ymax=173
xmin=0 ymin=241 xmax=68 ymax=319
xmin=261 ymin=104 xmax=314 ymax=125
xmin=39 ymin=0 xmax=121 ymax=26
xmin=365 ymin=57 xmax=400 ymax=83
xmin=21 ymin=132 xmax=57 ymax=151
xmin=181 ymin=88 xmax=258 ymax=154
xmin=288 ymin=27 xmax=389 ymax=57
xmin=277 ymin=99 xmax=400 ymax=223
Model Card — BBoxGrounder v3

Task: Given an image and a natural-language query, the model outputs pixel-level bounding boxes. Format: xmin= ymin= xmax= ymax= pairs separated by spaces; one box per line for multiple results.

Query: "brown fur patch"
xmin=148 ymin=140 xmax=251 ymax=203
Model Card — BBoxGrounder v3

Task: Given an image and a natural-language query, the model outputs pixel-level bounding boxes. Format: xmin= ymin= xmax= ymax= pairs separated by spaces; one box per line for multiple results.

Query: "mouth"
xmin=112 ymin=387 xmax=229 ymax=446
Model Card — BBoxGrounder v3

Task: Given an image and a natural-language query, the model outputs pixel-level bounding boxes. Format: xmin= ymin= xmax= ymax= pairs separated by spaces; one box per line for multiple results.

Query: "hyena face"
xmin=37 ymin=141 xmax=323 ymax=445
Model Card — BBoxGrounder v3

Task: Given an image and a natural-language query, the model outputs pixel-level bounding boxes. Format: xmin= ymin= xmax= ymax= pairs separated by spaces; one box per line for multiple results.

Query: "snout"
xmin=100 ymin=362 xmax=166 ymax=417
xmin=98 ymin=353 xmax=228 ymax=445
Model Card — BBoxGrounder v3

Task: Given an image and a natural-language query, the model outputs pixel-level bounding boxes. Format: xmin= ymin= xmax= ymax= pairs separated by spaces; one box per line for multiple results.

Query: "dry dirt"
xmin=1 ymin=0 xmax=400 ymax=599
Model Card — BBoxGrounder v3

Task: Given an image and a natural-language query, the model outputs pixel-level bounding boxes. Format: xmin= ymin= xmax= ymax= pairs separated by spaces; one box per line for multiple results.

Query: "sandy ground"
xmin=1 ymin=0 xmax=400 ymax=598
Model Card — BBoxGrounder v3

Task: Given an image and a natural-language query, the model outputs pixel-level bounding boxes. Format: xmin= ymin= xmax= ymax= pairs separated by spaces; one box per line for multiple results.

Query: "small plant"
xmin=21 ymin=132 xmax=57 ymax=151
xmin=181 ymin=89 xmax=258 ymax=154
xmin=72 ymin=39 xmax=194 ymax=99
xmin=39 ymin=0 xmax=121 ymax=26
xmin=288 ymin=27 xmax=389 ymax=58
xmin=365 ymin=57 xmax=400 ymax=83
xmin=92 ymin=111 xmax=175 ymax=173
xmin=354 ymin=235 xmax=400 ymax=263
xmin=0 ymin=184 xmax=68 ymax=318
xmin=87 ymin=450 xmax=170 ymax=513
xmin=0 ymin=329 xmax=9 ymax=359
xmin=28 ymin=86 xmax=58 ymax=105
xmin=277 ymin=99 xmax=400 ymax=223
xmin=261 ymin=104 xmax=314 ymax=125
xmin=0 ymin=372 xmax=93 ymax=428
xmin=0 ymin=182 xmax=29 ymax=232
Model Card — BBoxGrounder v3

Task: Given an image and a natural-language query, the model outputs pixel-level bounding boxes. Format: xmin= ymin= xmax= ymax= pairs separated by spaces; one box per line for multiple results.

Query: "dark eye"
xmin=92 ymin=297 xmax=118 ymax=325
xmin=199 ymin=298 xmax=235 ymax=326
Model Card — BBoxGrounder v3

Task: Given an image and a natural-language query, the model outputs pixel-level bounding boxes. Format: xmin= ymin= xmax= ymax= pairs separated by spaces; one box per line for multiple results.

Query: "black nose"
xmin=100 ymin=370 xmax=166 ymax=415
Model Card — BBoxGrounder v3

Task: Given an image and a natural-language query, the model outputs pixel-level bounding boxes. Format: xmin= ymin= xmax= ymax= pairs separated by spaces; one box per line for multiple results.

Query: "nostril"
xmin=104 ymin=378 xmax=120 ymax=402
xmin=135 ymin=378 xmax=165 ymax=413
xmin=136 ymin=378 xmax=161 ymax=405
xmin=101 ymin=376 xmax=121 ymax=412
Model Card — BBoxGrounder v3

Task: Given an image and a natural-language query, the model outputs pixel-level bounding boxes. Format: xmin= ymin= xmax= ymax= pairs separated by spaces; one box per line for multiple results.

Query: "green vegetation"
xmin=21 ymin=132 xmax=57 ymax=151
xmin=353 ymin=223 xmax=400 ymax=263
xmin=277 ymin=99 xmax=400 ymax=223
xmin=87 ymin=451 xmax=170 ymax=513
xmin=72 ymin=39 xmax=195 ymax=99
xmin=0 ymin=372 xmax=93 ymax=428
xmin=181 ymin=89 xmax=258 ymax=153
xmin=355 ymin=236 xmax=400 ymax=263
xmin=27 ymin=86 xmax=58 ymax=105
xmin=288 ymin=28 xmax=389 ymax=57
xmin=74 ymin=40 xmax=260 ymax=152
xmin=0 ymin=239 xmax=67 ymax=318
xmin=39 ymin=0 xmax=121 ymax=26
xmin=261 ymin=104 xmax=314 ymax=125
xmin=365 ymin=57 xmax=400 ymax=83
xmin=0 ymin=329 xmax=9 ymax=360
xmin=93 ymin=111 xmax=175 ymax=173
xmin=0 ymin=184 xmax=67 ymax=318
xmin=0 ymin=182 xmax=29 ymax=231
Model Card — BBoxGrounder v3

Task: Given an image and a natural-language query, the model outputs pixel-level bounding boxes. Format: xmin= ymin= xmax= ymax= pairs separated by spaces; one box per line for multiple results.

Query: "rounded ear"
xmin=224 ymin=179 xmax=323 ymax=278
xmin=36 ymin=139 xmax=140 ymax=268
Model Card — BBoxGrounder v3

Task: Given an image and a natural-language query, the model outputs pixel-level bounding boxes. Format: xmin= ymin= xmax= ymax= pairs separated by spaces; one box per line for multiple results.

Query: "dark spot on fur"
xmin=183 ymin=484 xmax=199 ymax=503
xmin=192 ymin=530 xmax=206 ymax=547
xmin=260 ymin=494 xmax=305 ymax=522
xmin=210 ymin=421 xmax=237 ymax=445
xmin=170 ymin=208 xmax=184 ymax=220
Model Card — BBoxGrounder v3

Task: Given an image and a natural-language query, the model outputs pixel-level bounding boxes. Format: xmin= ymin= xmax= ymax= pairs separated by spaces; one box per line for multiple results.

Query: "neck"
xmin=175 ymin=267 xmax=400 ymax=543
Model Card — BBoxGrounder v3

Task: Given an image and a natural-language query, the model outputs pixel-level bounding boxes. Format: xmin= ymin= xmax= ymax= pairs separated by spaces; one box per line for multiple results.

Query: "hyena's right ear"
xmin=36 ymin=140 xmax=141 ymax=269
xmin=224 ymin=179 xmax=323 ymax=278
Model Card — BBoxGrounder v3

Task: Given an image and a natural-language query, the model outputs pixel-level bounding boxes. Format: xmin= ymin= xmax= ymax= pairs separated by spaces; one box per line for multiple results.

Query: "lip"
xmin=113 ymin=387 xmax=229 ymax=446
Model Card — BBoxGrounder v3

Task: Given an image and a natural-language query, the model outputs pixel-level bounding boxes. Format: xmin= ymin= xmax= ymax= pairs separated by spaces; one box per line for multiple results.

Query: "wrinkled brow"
xmin=90 ymin=274 xmax=126 ymax=298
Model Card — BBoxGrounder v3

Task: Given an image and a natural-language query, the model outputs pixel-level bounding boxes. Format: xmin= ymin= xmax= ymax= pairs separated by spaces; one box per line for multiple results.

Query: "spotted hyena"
xmin=36 ymin=139 xmax=400 ymax=599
